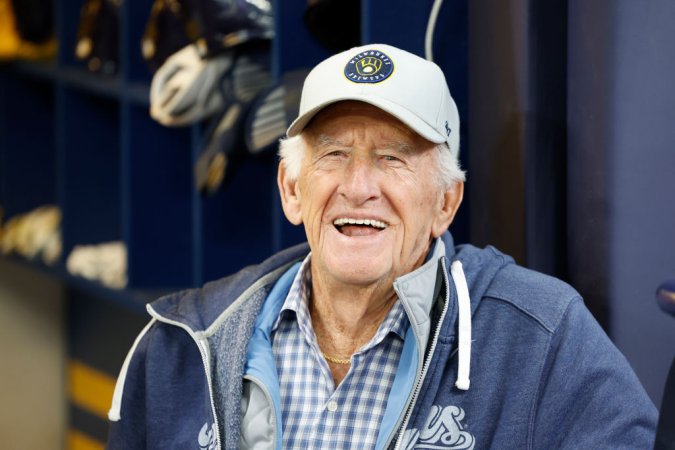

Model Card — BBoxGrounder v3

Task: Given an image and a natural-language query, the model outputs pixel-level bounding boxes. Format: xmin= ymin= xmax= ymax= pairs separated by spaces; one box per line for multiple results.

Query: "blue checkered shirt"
xmin=271 ymin=255 xmax=409 ymax=449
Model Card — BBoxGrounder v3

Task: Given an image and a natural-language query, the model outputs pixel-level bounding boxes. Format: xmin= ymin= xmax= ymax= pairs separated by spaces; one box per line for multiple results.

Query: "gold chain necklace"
xmin=323 ymin=352 xmax=352 ymax=365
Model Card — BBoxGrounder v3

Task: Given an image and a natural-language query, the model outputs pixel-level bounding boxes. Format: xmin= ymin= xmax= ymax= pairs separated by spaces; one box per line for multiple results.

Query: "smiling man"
xmin=277 ymin=101 xmax=463 ymax=391
xmin=107 ymin=44 xmax=657 ymax=449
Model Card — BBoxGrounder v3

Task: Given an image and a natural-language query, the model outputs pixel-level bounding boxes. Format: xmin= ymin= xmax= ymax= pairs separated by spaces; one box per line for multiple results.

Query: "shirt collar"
xmin=272 ymin=252 xmax=312 ymax=333
xmin=272 ymin=252 xmax=409 ymax=342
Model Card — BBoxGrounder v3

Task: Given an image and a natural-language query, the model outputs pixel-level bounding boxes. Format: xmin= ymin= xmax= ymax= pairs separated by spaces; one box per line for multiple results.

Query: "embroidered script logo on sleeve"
xmin=198 ymin=422 xmax=217 ymax=450
xmin=401 ymin=405 xmax=475 ymax=449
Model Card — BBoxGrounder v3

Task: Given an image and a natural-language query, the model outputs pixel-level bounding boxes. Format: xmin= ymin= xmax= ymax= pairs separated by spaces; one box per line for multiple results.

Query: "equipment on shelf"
xmin=245 ymin=68 xmax=309 ymax=156
xmin=150 ymin=42 xmax=236 ymax=126
xmin=192 ymin=42 xmax=273 ymax=195
xmin=193 ymin=103 xmax=242 ymax=195
xmin=141 ymin=0 xmax=198 ymax=73
xmin=142 ymin=0 xmax=273 ymax=71
xmin=0 ymin=0 xmax=56 ymax=60
xmin=0 ymin=205 xmax=62 ymax=265
xmin=75 ymin=0 xmax=120 ymax=74
xmin=150 ymin=39 xmax=273 ymax=194
xmin=146 ymin=0 xmax=276 ymax=194
xmin=188 ymin=0 xmax=274 ymax=57
xmin=66 ymin=241 xmax=127 ymax=289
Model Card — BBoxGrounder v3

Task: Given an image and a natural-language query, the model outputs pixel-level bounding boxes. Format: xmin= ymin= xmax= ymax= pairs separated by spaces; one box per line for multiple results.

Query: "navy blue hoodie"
xmin=106 ymin=232 xmax=657 ymax=449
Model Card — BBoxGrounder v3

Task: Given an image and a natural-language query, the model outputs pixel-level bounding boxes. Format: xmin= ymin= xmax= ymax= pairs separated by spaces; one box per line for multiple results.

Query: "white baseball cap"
xmin=286 ymin=43 xmax=460 ymax=157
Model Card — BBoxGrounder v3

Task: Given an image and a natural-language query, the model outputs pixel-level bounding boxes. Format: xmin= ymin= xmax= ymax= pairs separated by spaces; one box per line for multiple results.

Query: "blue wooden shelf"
xmin=0 ymin=0 xmax=468 ymax=305
xmin=1 ymin=254 xmax=162 ymax=315
xmin=0 ymin=2 xmax=468 ymax=445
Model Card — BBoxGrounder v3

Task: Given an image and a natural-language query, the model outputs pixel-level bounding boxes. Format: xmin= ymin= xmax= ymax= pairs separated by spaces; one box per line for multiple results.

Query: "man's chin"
xmin=320 ymin=253 xmax=394 ymax=288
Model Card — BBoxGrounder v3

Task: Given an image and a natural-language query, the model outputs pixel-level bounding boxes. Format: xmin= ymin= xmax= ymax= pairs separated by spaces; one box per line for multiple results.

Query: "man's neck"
xmin=309 ymin=271 xmax=397 ymax=356
xmin=309 ymin=276 xmax=397 ymax=386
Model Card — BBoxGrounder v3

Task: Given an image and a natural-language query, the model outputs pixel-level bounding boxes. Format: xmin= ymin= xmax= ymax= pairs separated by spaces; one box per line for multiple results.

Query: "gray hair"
xmin=278 ymin=135 xmax=465 ymax=189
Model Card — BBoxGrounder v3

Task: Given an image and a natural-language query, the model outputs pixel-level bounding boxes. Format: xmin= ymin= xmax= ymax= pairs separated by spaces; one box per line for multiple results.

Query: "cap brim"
xmin=286 ymin=94 xmax=447 ymax=145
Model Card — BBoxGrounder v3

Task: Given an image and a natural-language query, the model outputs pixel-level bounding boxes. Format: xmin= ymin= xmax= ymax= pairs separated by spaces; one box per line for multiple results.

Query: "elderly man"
xmin=107 ymin=44 xmax=657 ymax=449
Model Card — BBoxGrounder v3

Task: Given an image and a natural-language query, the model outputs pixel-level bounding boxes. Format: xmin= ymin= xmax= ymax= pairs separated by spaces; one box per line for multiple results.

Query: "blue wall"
xmin=568 ymin=0 xmax=675 ymax=405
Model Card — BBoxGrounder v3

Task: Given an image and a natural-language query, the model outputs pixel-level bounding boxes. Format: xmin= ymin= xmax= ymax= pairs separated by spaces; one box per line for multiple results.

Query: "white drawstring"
xmin=451 ymin=260 xmax=471 ymax=390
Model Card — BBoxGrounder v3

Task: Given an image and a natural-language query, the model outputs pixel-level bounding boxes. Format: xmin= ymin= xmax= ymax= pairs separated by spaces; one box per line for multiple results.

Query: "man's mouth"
xmin=333 ymin=217 xmax=388 ymax=236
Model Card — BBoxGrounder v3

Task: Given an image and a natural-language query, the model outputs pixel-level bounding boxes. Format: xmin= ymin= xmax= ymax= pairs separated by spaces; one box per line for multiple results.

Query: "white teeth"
xmin=333 ymin=218 xmax=387 ymax=229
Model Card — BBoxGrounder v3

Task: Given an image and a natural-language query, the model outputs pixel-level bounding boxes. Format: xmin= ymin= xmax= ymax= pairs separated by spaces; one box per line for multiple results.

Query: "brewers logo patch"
xmin=344 ymin=50 xmax=394 ymax=83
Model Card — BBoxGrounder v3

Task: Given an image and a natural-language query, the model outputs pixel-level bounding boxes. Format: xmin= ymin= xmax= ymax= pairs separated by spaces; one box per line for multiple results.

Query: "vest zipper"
xmin=147 ymin=306 xmax=222 ymax=450
xmin=390 ymin=257 xmax=451 ymax=450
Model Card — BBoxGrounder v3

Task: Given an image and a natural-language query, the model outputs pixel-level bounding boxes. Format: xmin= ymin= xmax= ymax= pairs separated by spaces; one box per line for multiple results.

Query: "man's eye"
xmin=382 ymin=155 xmax=402 ymax=162
xmin=318 ymin=151 xmax=344 ymax=161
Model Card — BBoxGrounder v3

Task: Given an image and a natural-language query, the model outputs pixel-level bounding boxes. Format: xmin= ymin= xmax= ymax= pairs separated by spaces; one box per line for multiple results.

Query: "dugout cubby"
xmin=0 ymin=1 xmax=468 ymax=444
xmin=0 ymin=0 xmax=468 ymax=298
xmin=0 ymin=0 xmax=470 ymax=446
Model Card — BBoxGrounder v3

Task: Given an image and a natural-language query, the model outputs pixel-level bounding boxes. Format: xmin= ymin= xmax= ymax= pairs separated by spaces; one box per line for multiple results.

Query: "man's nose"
xmin=338 ymin=156 xmax=380 ymax=205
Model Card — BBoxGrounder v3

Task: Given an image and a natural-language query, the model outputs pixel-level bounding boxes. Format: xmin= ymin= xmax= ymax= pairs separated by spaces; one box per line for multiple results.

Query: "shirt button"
xmin=326 ymin=400 xmax=338 ymax=412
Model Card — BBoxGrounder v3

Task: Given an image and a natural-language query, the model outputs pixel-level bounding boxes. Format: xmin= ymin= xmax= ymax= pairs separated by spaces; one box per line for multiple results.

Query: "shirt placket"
xmin=274 ymin=253 xmax=410 ymax=449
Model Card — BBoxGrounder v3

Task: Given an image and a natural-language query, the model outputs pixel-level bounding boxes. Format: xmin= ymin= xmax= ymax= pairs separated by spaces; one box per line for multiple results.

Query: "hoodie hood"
xmin=444 ymin=233 xmax=515 ymax=333
xmin=147 ymin=244 xmax=310 ymax=333
xmin=442 ymin=232 xmax=513 ymax=315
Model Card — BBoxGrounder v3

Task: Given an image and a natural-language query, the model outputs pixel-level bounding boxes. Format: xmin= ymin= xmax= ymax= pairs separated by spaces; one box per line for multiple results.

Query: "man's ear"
xmin=431 ymin=181 xmax=464 ymax=238
xmin=277 ymin=161 xmax=303 ymax=225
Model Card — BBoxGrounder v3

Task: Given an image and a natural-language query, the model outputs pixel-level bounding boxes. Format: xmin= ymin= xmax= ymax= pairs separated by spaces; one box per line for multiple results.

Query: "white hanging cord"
xmin=425 ymin=0 xmax=445 ymax=61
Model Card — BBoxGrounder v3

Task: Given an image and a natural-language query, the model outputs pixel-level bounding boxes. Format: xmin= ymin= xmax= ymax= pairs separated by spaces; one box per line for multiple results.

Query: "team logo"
xmin=400 ymin=405 xmax=475 ymax=449
xmin=198 ymin=422 xmax=217 ymax=450
xmin=344 ymin=50 xmax=394 ymax=83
